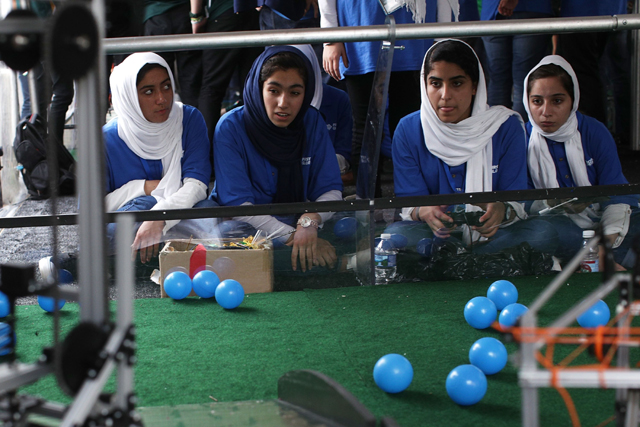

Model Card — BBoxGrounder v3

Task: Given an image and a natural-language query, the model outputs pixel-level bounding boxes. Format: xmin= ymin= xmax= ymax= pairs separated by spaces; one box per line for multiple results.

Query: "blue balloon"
xmin=0 ymin=291 xmax=9 ymax=318
xmin=446 ymin=364 xmax=487 ymax=406
xmin=215 ymin=279 xmax=245 ymax=309
xmin=38 ymin=295 xmax=65 ymax=313
xmin=487 ymin=280 xmax=518 ymax=310
xmin=416 ymin=238 xmax=433 ymax=258
xmin=164 ymin=271 xmax=192 ymax=300
xmin=464 ymin=297 xmax=497 ymax=329
xmin=333 ymin=217 xmax=358 ymax=239
xmin=577 ymin=300 xmax=611 ymax=328
xmin=373 ymin=353 xmax=413 ymax=393
xmin=389 ymin=234 xmax=408 ymax=250
xmin=192 ymin=270 xmax=220 ymax=299
xmin=498 ymin=303 xmax=529 ymax=328
xmin=469 ymin=337 xmax=508 ymax=375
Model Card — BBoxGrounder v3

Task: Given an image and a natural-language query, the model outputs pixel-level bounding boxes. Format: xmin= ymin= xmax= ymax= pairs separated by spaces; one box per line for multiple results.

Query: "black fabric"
xmin=13 ymin=114 xmax=75 ymax=199
xmin=242 ymin=46 xmax=315 ymax=204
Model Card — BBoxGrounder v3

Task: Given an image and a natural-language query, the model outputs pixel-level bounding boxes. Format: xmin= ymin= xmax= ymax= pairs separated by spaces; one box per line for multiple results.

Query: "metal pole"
xmin=76 ymin=0 xmax=108 ymax=324
xmin=632 ymin=3 xmax=640 ymax=150
xmin=103 ymin=15 xmax=640 ymax=54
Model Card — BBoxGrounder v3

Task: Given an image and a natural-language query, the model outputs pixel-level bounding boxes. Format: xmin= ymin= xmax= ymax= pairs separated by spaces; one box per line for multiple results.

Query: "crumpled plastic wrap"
xmin=397 ymin=241 xmax=554 ymax=282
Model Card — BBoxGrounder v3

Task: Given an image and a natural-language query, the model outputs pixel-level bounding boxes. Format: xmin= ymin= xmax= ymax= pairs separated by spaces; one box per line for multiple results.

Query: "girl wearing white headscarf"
xmin=390 ymin=39 xmax=558 ymax=255
xmin=105 ymin=52 xmax=216 ymax=263
xmin=524 ymin=55 xmax=639 ymax=269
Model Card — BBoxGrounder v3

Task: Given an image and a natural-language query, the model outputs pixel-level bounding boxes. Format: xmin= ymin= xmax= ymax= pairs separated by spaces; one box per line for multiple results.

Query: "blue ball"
xmin=58 ymin=269 xmax=73 ymax=284
xmin=373 ymin=353 xmax=413 ymax=393
xmin=215 ymin=279 xmax=245 ymax=309
xmin=577 ymin=300 xmax=610 ymax=328
xmin=333 ymin=217 xmax=358 ymax=239
xmin=416 ymin=238 xmax=433 ymax=258
xmin=192 ymin=270 xmax=220 ymax=298
xmin=0 ymin=291 xmax=9 ymax=318
xmin=38 ymin=295 xmax=65 ymax=313
xmin=487 ymin=280 xmax=518 ymax=310
xmin=0 ymin=323 xmax=14 ymax=356
xmin=389 ymin=234 xmax=408 ymax=250
xmin=446 ymin=364 xmax=487 ymax=406
xmin=498 ymin=303 xmax=529 ymax=328
xmin=464 ymin=297 xmax=497 ymax=329
xmin=163 ymin=271 xmax=192 ymax=300
xmin=469 ymin=337 xmax=508 ymax=375
xmin=374 ymin=237 xmax=394 ymax=251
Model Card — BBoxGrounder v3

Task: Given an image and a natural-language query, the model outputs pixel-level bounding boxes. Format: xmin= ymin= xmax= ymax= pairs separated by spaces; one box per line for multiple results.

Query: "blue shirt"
xmin=526 ymin=112 xmax=638 ymax=208
xmin=319 ymin=84 xmax=352 ymax=161
xmin=560 ymin=0 xmax=626 ymax=17
xmin=104 ymin=105 xmax=211 ymax=193
xmin=336 ymin=1 xmax=434 ymax=76
xmin=213 ymin=106 xmax=343 ymax=207
xmin=459 ymin=0 xmax=480 ymax=21
xmin=481 ymin=0 xmax=552 ymax=20
xmin=393 ymin=113 xmax=527 ymax=197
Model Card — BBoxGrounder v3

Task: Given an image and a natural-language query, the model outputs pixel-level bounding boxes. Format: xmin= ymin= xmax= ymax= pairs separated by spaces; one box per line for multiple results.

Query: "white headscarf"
xmin=109 ymin=52 xmax=184 ymax=202
xmin=290 ymin=44 xmax=323 ymax=109
xmin=420 ymin=39 xmax=521 ymax=193
xmin=398 ymin=0 xmax=459 ymax=24
xmin=523 ymin=55 xmax=590 ymax=189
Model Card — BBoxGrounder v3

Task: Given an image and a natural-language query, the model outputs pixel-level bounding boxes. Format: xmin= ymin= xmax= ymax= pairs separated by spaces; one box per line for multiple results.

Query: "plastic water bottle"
xmin=375 ymin=234 xmax=397 ymax=284
xmin=580 ymin=230 xmax=600 ymax=273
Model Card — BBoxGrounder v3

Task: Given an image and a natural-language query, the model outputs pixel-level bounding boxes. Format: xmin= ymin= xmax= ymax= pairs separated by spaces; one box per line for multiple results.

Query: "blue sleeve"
xmin=213 ymin=110 xmax=256 ymax=206
xmin=581 ymin=116 xmax=639 ymax=208
xmin=480 ymin=0 xmax=499 ymax=20
xmin=305 ymin=111 xmax=343 ymax=201
xmin=104 ymin=125 xmax=117 ymax=194
xmin=392 ymin=115 xmax=430 ymax=197
xmin=494 ymin=115 xmax=528 ymax=191
xmin=181 ymin=106 xmax=212 ymax=186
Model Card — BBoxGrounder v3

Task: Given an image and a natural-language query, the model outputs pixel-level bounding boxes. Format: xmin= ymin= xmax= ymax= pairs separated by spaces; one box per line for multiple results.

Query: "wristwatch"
xmin=503 ymin=202 xmax=514 ymax=222
xmin=297 ymin=216 xmax=319 ymax=229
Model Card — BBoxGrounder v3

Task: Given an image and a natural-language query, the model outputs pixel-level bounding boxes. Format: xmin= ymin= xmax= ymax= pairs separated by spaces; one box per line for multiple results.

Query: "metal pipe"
xmin=632 ymin=4 xmax=640 ymax=150
xmin=104 ymin=15 xmax=640 ymax=54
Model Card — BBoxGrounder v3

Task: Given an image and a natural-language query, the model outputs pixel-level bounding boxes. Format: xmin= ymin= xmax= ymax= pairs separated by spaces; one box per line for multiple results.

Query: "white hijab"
xmin=109 ymin=52 xmax=184 ymax=202
xmin=399 ymin=0 xmax=459 ymax=24
xmin=420 ymin=39 xmax=521 ymax=193
xmin=523 ymin=55 xmax=590 ymax=189
xmin=290 ymin=44 xmax=323 ymax=109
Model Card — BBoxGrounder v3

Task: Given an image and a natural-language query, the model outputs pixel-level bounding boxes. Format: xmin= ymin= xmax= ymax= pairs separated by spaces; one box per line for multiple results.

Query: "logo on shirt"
xmin=492 ymin=165 xmax=499 ymax=174
xmin=586 ymin=158 xmax=594 ymax=166
xmin=301 ymin=157 xmax=311 ymax=165
xmin=326 ymin=123 xmax=337 ymax=131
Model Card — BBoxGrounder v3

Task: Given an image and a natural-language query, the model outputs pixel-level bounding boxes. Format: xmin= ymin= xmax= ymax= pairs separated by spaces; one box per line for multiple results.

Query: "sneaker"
xmin=37 ymin=253 xmax=78 ymax=284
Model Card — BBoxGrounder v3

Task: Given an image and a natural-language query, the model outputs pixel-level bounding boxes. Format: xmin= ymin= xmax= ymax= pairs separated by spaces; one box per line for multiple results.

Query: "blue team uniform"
xmin=480 ymin=0 xmax=552 ymax=20
xmin=526 ymin=112 xmax=640 ymax=267
xmin=336 ymin=2 xmax=434 ymax=77
xmin=319 ymin=84 xmax=352 ymax=162
xmin=393 ymin=113 xmax=528 ymax=196
xmin=559 ymin=0 xmax=626 ymax=17
xmin=212 ymin=106 xmax=342 ymax=218
xmin=390 ymin=112 xmax=558 ymax=255
xmin=104 ymin=104 xmax=211 ymax=193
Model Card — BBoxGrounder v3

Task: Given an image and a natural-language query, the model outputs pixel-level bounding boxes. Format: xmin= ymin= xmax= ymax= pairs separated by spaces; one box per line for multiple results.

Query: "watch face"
xmin=299 ymin=217 xmax=310 ymax=227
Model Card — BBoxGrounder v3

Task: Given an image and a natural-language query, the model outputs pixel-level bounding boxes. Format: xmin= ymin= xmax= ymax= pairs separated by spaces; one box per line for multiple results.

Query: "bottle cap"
xmin=583 ymin=230 xmax=595 ymax=238
xmin=381 ymin=233 xmax=391 ymax=239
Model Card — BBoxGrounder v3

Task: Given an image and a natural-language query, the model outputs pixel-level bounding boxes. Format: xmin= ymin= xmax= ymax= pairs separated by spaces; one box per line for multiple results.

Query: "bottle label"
xmin=580 ymin=260 xmax=599 ymax=273
xmin=375 ymin=254 xmax=396 ymax=268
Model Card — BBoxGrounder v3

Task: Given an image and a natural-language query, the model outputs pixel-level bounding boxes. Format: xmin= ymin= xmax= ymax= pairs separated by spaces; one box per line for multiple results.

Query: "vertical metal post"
xmin=76 ymin=0 xmax=108 ymax=324
xmin=632 ymin=1 xmax=640 ymax=150
xmin=115 ymin=214 xmax=134 ymax=410
xmin=520 ymin=311 xmax=540 ymax=427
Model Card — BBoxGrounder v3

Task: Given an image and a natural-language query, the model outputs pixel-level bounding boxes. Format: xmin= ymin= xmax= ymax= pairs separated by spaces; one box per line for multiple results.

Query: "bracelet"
xmin=190 ymin=16 xmax=203 ymax=24
xmin=414 ymin=207 xmax=422 ymax=222
xmin=189 ymin=11 xmax=204 ymax=19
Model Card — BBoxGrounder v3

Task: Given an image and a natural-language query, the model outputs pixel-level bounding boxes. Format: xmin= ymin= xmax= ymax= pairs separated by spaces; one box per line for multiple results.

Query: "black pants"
xmin=556 ymin=32 xmax=609 ymax=124
xmin=30 ymin=63 xmax=74 ymax=146
xmin=144 ymin=3 xmax=203 ymax=107
xmin=198 ymin=9 xmax=263 ymax=144
xmin=345 ymin=70 xmax=421 ymax=194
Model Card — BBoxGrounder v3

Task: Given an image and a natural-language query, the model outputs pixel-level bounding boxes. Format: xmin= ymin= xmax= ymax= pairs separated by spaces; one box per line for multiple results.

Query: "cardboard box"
xmin=159 ymin=239 xmax=273 ymax=298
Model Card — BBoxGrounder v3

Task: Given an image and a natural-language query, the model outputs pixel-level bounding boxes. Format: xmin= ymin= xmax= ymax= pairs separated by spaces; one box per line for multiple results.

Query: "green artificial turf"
xmin=13 ymin=273 xmax=628 ymax=426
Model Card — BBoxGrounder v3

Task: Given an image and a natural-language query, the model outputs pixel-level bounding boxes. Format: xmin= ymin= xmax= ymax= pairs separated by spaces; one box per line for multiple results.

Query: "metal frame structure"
xmin=0 ymin=6 xmax=640 ymax=426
